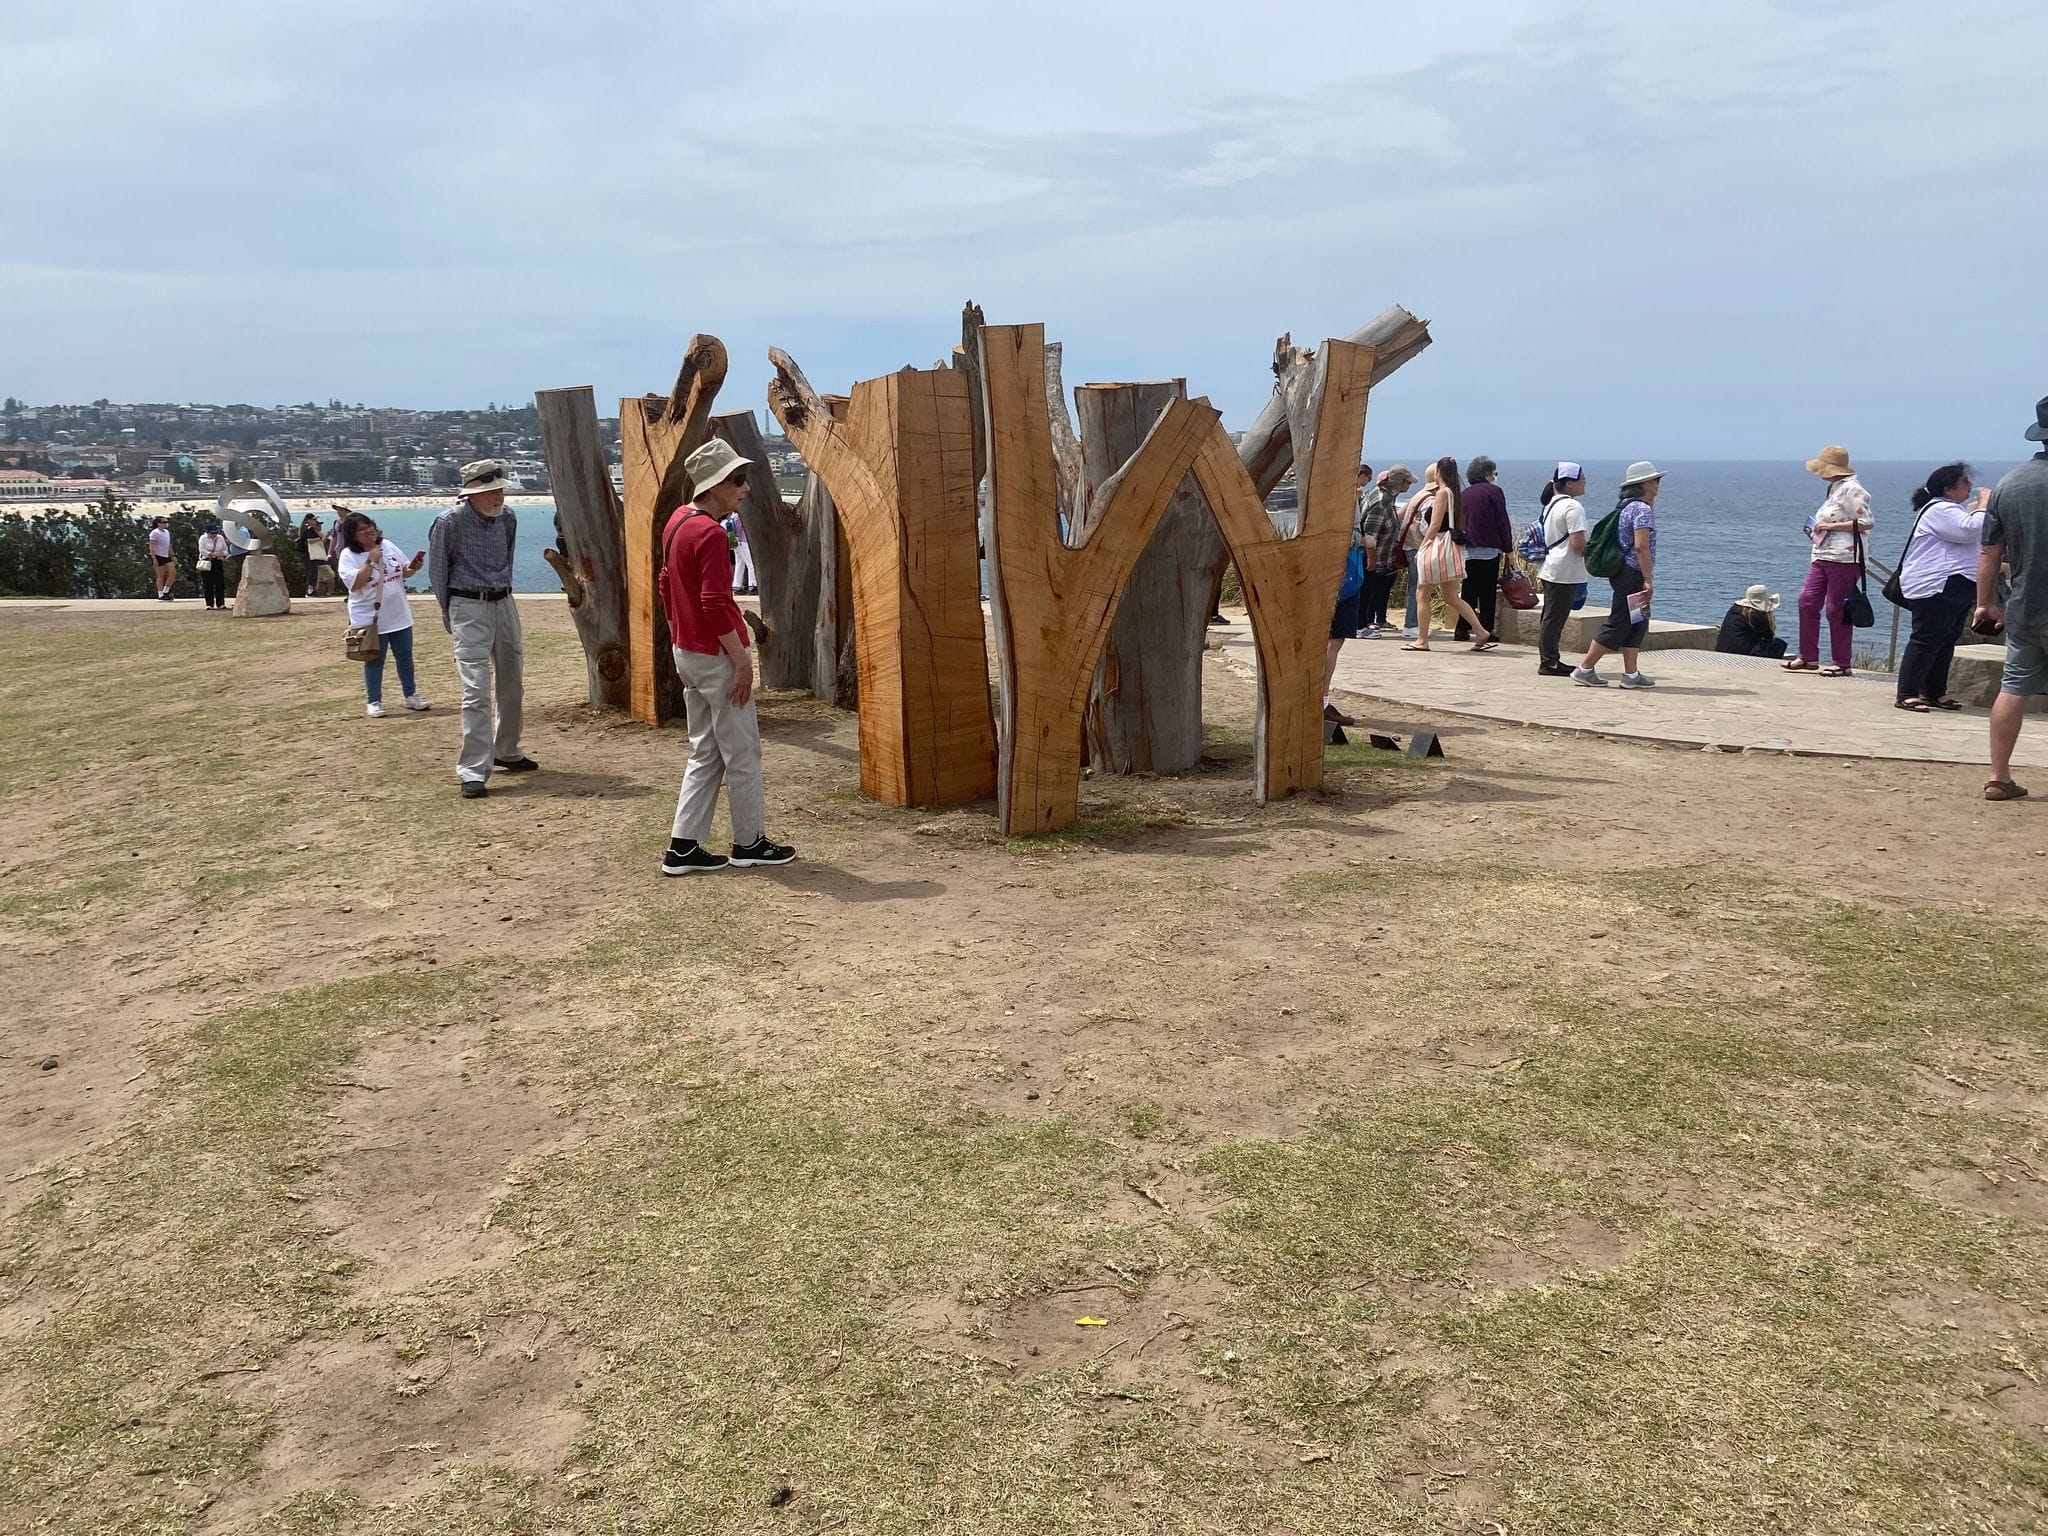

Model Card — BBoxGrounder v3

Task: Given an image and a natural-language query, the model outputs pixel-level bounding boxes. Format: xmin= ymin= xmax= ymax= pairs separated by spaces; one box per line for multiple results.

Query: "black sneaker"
xmin=493 ymin=755 xmax=540 ymax=773
xmin=1538 ymin=662 xmax=1574 ymax=677
xmin=661 ymin=840 xmax=729 ymax=877
xmin=730 ymin=836 xmax=797 ymax=868
xmin=460 ymin=780 xmax=488 ymax=799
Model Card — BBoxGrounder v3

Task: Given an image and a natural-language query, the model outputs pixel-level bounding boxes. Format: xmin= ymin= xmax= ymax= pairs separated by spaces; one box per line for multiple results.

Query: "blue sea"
xmin=340 ymin=458 xmax=2021 ymax=629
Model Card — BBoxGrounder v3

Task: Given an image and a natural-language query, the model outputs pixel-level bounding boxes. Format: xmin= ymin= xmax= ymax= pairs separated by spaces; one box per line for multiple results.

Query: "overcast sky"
xmin=8 ymin=0 xmax=2044 ymax=456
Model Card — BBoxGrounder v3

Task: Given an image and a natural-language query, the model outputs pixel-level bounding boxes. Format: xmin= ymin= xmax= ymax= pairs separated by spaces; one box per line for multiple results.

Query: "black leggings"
xmin=200 ymin=564 xmax=227 ymax=608
xmin=1360 ymin=567 xmax=1399 ymax=629
xmin=1897 ymin=572 xmax=1975 ymax=702
xmin=1456 ymin=556 xmax=1502 ymax=639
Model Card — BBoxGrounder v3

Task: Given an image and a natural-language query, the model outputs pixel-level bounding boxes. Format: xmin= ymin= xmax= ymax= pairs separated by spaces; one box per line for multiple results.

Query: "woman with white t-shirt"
xmin=1894 ymin=461 xmax=1988 ymax=712
xmin=336 ymin=511 xmax=430 ymax=718
xmin=1534 ymin=462 xmax=1591 ymax=676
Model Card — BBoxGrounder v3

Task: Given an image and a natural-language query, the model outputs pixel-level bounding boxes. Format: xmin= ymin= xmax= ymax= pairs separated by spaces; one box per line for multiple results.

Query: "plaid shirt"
xmin=1356 ymin=485 xmax=1402 ymax=560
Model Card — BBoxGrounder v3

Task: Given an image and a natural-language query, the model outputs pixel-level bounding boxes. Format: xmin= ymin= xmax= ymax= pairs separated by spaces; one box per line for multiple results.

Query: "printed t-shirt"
xmin=1618 ymin=499 xmax=1656 ymax=572
xmin=337 ymin=543 xmax=416 ymax=634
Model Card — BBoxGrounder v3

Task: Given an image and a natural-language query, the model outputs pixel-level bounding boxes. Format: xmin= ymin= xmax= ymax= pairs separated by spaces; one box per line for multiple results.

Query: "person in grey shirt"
xmin=429 ymin=459 xmax=537 ymax=799
xmin=1975 ymin=395 xmax=2048 ymax=802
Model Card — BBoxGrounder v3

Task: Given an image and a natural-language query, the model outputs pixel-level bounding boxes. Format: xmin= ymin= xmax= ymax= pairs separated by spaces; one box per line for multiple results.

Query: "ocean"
xmin=342 ymin=458 xmax=2021 ymax=631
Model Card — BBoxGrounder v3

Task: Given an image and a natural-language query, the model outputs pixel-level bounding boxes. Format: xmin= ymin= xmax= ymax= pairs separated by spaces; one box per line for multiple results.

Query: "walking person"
xmin=148 ymin=516 xmax=176 ymax=600
xmin=1323 ymin=463 xmax=1377 ymax=725
xmin=1715 ymin=586 xmax=1788 ymax=659
xmin=659 ymin=440 xmax=797 ymax=874
xmin=1357 ymin=465 xmax=1414 ymax=637
xmin=1573 ymin=462 xmax=1665 ymax=689
xmin=1894 ymin=463 xmax=1987 ymax=713
xmin=336 ymin=511 xmax=431 ymax=718
xmin=1455 ymin=456 xmax=1512 ymax=642
xmin=1403 ymin=456 xmax=1493 ymax=652
xmin=195 ymin=520 xmax=232 ymax=610
xmin=726 ymin=511 xmax=756 ymax=595
xmin=1534 ymin=462 xmax=1590 ymax=675
xmin=296 ymin=513 xmax=327 ymax=597
xmin=1398 ymin=461 xmax=1439 ymax=638
xmin=429 ymin=459 xmax=537 ymax=799
xmin=1787 ymin=445 xmax=1873 ymax=677
xmin=1977 ymin=396 xmax=2048 ymax=802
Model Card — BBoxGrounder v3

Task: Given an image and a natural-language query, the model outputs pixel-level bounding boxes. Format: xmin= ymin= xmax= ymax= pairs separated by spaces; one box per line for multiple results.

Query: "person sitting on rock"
xmin=1716 ymin=584 xmax=1788 ymax=659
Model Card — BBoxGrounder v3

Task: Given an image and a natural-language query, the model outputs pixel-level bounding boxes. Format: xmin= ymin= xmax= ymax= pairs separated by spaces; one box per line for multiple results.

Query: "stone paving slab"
xmin=1215 ymin=624 xmax=2048 ymax=770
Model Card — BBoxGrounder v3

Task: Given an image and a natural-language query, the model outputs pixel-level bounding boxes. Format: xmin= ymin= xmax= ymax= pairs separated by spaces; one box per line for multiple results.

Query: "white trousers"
xmin=732 ymin=545 xmax=755 ymax=591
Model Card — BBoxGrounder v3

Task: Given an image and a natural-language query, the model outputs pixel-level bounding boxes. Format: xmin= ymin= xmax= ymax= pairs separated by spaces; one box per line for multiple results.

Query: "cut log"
xmin=712 ymin=409 xmax=817 ymax=691
xmin=1236 ymin=307 xmax=1431 ymax=497
xmin=975 ymin=321 xmax=1218 ymax=835
xmin=768 ymin=350 xmax=997 ymax=807
xmin=1187 ymin=338 xmax=1378 ymax=804
xmin=804 ymin=396 xmax=855 ymax=704
xmin=534 ymin=385 xmax=631 ymax=710
xmin=618 ymin=336 xmax=727 ymax=725
xmin=1077 ymin=381 xmax=1219 ymax=775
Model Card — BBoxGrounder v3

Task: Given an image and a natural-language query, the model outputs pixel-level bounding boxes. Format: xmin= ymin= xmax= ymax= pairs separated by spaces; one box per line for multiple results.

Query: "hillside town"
xmin=0 ymin=397 xmax=807 ymax=503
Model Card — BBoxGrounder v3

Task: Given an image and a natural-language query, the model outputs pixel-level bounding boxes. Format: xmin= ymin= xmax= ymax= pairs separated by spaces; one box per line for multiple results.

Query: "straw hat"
xmin=458 ymin=458 xmax=517 ymax=497
xmin=1804 ymin=444 xmax=1855 ymax=480
xmin=684 ymin=439 xmax=754 ymax=496
xmin=1738 ymin=584 xmax=1781 ymax=613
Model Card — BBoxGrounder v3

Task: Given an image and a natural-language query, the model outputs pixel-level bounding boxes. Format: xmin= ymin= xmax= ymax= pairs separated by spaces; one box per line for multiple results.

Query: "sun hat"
xmin=1554 ymin=460 xmax=1585 ymax=484
xmin=458 ymin=458 xmax=518 ymax=497
xmin=1378 ymin=463 xmax=1414 ymax=487
xmin=1738 ymin=584 xmax=1781 ymax=613
xmin=2027 ymin=395 xmax=2048 ymax=443
xmin=684 ymin=439 xmax=754 ymax=497
xmin=1621 ymin=460 xmax=1664 ymax=486
xmin=1804 ymin=444 xmax=1855 ymax=479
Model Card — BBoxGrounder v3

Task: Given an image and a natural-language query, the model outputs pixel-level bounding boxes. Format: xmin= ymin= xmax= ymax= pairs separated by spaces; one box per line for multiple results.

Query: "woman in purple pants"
xmin=1787 ymin=444 xmax=1872 ymax=677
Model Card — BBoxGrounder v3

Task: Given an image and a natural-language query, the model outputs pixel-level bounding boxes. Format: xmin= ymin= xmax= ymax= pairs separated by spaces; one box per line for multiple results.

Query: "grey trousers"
xmin=671 ymin=647 xmax=765 ymax=847
xmin=450 ymin=596 xmax=524 ymax=782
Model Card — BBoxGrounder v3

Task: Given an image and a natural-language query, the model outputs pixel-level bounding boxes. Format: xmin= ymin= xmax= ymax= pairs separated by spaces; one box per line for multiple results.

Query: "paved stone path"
xmin=1214 ymin=622 xmax=2048 ymax=770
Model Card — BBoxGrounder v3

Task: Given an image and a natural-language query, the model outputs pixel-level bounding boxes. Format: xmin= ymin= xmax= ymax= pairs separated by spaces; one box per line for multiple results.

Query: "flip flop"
xmin=1932 ymin=697 xmax=1963 ymax=711
xmin=1471 ymin=638 xmax=1499 ymax=652
xmin=1895 ymin=698 xmax=1930 ymax=712
xmin=1985 ymin=779 xmax=2030 ymax=802
xmin=1819 ymin=666 xmax=1852 ymax=677
xmin=1782 ymin=659 xmax=1819 ymax=671
xmin=1401 ymin=643 xmax=1431 ymax=652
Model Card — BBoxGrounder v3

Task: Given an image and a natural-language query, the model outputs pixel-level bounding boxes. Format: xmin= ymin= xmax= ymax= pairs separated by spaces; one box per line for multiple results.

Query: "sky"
xmin=5 ymin=0 xmax=2045 ymax=457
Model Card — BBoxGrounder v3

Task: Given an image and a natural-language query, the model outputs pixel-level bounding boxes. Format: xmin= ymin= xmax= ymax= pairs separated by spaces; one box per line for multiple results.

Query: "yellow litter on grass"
xmin=1075 ymin=1317 xmax=1109 ymax=1327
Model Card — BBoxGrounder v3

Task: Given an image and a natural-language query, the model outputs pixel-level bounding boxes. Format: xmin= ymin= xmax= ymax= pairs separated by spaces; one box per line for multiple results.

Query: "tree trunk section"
xmin=618 ymin=336 xmax=726 ymax=725
xmin=1187 ymin=339 xmax=1378 ymax=804
xmin=533 ymin=385 xmax=631 ymax=711
xmin=769 ymin=351 xmax=996 ymax=806
xmin=1077 ymin=380 xmax=1220 ymax=775
xmin=712 ymin=410 xmax=817 ymax=692
xmin=803 ymin=395 xmax=855 ymax=705
xmin=975 ymin=322 xmax=1218 ymax=835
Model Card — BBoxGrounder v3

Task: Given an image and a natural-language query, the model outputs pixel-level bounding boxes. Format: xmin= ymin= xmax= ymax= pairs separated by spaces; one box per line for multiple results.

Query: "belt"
xmin=449 ymin=587 xmax=511 ymax=602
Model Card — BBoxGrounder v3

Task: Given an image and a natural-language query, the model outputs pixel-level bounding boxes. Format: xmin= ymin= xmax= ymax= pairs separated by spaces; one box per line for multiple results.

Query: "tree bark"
xmin=618 ymin=336 xmax=726 ymax=725
xmin=712 ymin=409 xmax=817 ymax=692
xmin=769 ymin=351 xmax=996 ymax=806
xmin=533 ymin=385 xmax=631 ymax=711
xmin=1187 ymin=338 xmax=1378 ymax=804
xmin=1235 ymin=307 xmax=1432 ymax=497
xmin=804 ymin=396 xmax=855 ymax=705
xmin=975 ymin=321 xmax=1217 ymax=835
xmin=1077 ymin=380 xmax=1218 ymax=775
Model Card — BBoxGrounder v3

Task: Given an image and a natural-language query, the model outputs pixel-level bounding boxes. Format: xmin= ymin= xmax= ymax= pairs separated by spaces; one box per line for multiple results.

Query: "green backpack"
xmin=1583 ymin=503 xmax=1625 ymax=579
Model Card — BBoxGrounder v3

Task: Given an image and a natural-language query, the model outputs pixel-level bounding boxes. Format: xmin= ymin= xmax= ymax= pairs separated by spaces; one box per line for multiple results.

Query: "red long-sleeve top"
xmin=660 ymin=506 xmax=748 ymax=655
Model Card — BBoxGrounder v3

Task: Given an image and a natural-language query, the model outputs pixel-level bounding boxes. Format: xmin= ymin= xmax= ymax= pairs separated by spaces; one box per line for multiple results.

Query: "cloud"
xmin=4 ymin=0 xmax=2044 ymax=455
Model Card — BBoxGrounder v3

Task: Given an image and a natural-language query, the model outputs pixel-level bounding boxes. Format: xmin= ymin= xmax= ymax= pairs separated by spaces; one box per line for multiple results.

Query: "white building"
xmin=0 ymin=469 xmax=53 ymax=501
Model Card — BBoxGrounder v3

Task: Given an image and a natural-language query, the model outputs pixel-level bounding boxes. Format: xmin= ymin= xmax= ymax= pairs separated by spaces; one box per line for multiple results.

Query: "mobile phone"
xmin=1973 ymin=615 xmax=2005 ymax=638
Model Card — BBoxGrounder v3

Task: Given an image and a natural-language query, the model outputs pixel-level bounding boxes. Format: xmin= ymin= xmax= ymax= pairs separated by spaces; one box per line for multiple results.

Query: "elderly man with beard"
xmin=429 ymin=458 xmax=538 ymax=799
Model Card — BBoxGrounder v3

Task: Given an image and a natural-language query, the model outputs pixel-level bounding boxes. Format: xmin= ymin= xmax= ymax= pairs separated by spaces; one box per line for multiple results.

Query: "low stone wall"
xmin=1491 ymin=604 xmax=1715 ymax=654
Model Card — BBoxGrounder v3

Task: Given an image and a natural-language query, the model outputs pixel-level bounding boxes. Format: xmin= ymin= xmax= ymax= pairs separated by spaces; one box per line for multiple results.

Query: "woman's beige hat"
xmin=684 ymin=439 xmax=754 ymax=497
xmin=1738 ymin=584 xmax=1781 ymax=613
xmin=1805 ymin=444 xmax=1855 ymax=479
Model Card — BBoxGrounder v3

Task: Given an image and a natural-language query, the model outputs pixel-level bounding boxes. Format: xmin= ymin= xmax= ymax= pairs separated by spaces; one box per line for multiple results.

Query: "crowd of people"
xmin=1331 ymin=394 xmax=2048 ymax=798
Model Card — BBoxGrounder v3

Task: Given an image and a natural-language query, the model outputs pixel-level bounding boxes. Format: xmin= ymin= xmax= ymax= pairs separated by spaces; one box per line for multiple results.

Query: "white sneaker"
xmin=404 ymin=694 xmax=431 ymax=711
xmin=366 ymin=701 xmax=386 ymax=718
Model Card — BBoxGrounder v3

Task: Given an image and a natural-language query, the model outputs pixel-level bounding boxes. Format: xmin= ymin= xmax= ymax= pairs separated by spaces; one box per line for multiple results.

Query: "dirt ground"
xmin=2 ymin=599 xmax=2044 ymax=1535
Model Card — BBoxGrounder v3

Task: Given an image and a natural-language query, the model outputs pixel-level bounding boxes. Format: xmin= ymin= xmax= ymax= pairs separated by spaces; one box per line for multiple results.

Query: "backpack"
xmin=1519 ymin=497 xmax=1576 ymax=563
xmin=1583 ymin=503 xmax=1626 ymax=579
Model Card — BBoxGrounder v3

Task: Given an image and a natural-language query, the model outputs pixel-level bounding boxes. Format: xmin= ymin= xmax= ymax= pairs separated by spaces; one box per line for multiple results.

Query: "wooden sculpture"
xmin=768 ymin=351 xmax=998 ymax=807
xmin=804 ymin=396 xmax=857 ymax=706
xmin=1187 ymin=338 xmax=1377 ymax=805
xmin=1087 ymin=306 xmax=1433 ymax=773
xmin=710 ymin=409 xmax=820 ymax=691
xmin=975 ymin=322 xmax=1218 ymax=835
xmin=617 ymin=336 xmax=726 ymax=725
xmin=533 ymin=385 xmax=632 ymax=710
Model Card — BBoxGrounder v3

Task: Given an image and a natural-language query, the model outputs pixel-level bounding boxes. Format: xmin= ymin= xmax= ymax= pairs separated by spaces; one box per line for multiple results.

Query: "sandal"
xmin=1471 ymin=636 xmax=1499 ymax=652
xmin=1819 ymin=666 xmax=1852 ymax=678
xmin=1984 ymin=779 xmax=2030 ymax=802
xmin=1895 ymin=698 xmax=1930 ymax=712
xmin=1401 ymin=643 xmax=1431 ymax=652
xmin=1932 ymin=697 xmax=1963 ymax=711
xmin=1782 ymin=659 xmax=1819 ymax=671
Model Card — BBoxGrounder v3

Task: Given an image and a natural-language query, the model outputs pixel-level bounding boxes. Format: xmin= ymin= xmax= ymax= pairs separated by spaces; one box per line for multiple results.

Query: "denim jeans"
xmin=363 ymin=624 xmax=417 ymax=705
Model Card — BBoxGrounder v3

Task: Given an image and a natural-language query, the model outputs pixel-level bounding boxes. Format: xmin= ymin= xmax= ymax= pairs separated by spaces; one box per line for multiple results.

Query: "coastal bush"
xmin=0 ymin=493 xmax=308 ymax=599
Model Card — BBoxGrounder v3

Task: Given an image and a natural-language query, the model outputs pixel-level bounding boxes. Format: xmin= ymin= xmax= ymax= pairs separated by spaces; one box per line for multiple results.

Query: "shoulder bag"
xmin=344 ymin=554 xmax=384 ymax=662
xmin=1842 ymin=532 xmax=1876 ymax=630
xmin=1880 ymin=505 xmax=1931 ymax=608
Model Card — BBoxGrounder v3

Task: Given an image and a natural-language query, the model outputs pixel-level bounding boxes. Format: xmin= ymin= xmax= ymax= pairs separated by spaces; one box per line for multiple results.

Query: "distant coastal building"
xmin=0 ymin=469 xmax=53 ymax=501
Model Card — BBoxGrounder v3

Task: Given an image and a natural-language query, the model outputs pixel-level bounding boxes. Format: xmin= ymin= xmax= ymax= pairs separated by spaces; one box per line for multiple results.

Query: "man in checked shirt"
xmin=429 ymin=459 xmax=539 ymax=799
